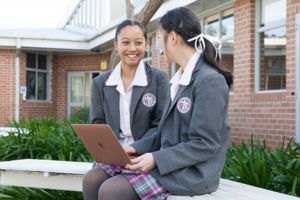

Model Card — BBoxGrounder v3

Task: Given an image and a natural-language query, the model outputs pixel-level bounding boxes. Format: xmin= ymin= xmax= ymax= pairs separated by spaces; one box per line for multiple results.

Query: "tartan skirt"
xmin=96 ymin=163 xmax=171 ymax=200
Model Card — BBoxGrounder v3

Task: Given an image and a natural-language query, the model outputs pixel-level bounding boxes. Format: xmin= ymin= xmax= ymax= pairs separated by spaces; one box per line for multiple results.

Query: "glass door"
xmin=68 ymin=72 xmax=85 ymax=120
xmin=68 ymin=72 xmax=100 ymax=121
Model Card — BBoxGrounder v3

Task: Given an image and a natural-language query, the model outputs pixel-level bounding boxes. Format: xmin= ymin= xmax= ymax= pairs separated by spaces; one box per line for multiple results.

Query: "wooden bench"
xmin=0 ymin=159 xmax=299 ymax=200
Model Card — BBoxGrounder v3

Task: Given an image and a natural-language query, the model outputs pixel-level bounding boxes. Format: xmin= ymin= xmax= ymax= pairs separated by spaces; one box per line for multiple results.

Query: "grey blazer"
xmin=131 ymin=55 xmax=231 ymax=195
xmin=90 ymin=63 xmax=169 ymax=141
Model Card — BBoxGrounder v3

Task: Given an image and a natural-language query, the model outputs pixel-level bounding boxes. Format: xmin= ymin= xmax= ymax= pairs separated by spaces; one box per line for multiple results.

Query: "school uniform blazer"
xmin=90 ymin=63 xmax=169 ymax=142
xmin=131 ymin=55 xmax=231 ymax=195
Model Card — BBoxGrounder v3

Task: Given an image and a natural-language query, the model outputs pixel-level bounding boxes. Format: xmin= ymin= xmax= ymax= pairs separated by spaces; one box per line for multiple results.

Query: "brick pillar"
xmin=229 ymin=0 xmax=256 ymax=144
xmin=0 ymin=50 xmax=16 ymax=126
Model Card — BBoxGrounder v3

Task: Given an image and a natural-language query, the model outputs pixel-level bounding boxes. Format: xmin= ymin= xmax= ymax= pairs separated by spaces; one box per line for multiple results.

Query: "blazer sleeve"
xmin=90 ymin=78 xmax=106 ymax=124
xmin=131 ymin=130 xmax=161 ymax=155
xmin=139 ymin=70 xmax=169 ymax=139
xmin=152 ymin=74 xmax=229 ymax=176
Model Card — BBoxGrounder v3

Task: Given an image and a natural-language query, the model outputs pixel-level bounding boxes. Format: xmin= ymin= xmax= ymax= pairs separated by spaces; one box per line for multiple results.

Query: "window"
xmin=203 ymin=8 xmax=234 ymax=80
xmin=256 ymin=0 xmax=286 ymax=91
xmin=26 ymin=53 xmax=49 ymax=101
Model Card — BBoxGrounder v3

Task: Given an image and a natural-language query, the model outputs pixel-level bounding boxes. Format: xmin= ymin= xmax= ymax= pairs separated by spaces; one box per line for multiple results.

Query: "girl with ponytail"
xmin=125 ymin=7 xmax=232 ymax=196
xmin=87 ymin=7 xmax=232 ymax=199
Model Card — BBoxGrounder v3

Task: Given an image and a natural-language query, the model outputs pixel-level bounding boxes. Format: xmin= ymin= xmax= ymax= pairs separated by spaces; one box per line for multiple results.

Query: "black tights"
xmin=82 ymin=167 xmax=140 ymax=200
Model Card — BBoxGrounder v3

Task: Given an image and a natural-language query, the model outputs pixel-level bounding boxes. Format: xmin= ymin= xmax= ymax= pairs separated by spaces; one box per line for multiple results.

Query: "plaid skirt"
xmin=96 ymin=162 xmax=171 ymax=200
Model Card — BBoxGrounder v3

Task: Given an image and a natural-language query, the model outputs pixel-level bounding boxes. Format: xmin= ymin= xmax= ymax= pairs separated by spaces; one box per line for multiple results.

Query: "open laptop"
xmin=72 ymin=124 xmax=131 ymax=166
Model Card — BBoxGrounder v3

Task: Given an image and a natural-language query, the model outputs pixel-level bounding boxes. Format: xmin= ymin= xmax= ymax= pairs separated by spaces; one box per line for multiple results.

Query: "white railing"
xmin=62 ymin=0 xmax=109 ymax=30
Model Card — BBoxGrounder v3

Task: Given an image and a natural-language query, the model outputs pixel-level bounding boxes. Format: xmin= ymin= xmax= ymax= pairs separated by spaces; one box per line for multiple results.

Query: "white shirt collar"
xmin=170 ymin=51 xmax=201 ymax=86
xmin=106 ymin=61 xmax=148 ymax=87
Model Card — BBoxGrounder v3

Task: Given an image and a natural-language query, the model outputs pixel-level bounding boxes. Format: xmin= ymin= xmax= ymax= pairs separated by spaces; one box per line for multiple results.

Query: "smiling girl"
xmin=82 ymin=20 xmax=169 ymax=200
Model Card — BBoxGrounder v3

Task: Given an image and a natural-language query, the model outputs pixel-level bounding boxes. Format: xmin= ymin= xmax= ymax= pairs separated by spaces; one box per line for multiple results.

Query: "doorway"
xmin=67 ymin=71 xmax=100 ymax=121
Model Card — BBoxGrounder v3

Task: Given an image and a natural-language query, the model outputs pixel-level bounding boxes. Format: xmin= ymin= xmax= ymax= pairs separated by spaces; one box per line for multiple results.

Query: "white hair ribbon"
xmin=187 ymin=33 xmax=222 ymax=60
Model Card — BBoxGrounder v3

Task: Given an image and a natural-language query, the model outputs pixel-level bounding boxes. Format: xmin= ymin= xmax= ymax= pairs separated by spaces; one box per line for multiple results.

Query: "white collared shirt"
xmin=170 ymin=51 xmax=201 ymax=101
xmin=106 ymin=61 xmax=148 ymax=147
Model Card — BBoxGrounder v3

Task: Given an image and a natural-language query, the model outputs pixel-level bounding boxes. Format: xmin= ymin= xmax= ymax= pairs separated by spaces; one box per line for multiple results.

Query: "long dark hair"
xmin=159 ymin=7 xmax=233 ymax=87
xmin=115 ymin=19 xmax=147 ymax=41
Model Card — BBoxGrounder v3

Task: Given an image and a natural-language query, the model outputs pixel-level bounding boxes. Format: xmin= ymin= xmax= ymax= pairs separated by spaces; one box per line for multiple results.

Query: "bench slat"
xmin=1 ymin=159 xmax=300 ymax=200
xmin=0 ymin=159 xmax=92 ymax=175
xmin=1 ymin=170 xmax=83 ymax=191
xmin=221 ymin=179 xmax=299 ymax=200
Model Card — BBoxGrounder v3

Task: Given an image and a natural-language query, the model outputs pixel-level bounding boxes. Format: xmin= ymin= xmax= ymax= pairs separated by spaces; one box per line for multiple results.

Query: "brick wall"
xmin=18 ymin=51 xmax=57 ymax=120
xmin=54 ymin=53 xmax=110 ymax=120
xmin=0 ymin=50 xmax=15 ymax=126
xmin=149 ymin=33 xmax=171 ymax=76
xmin=1 ymin=51 xmax=110 ymax=124
xmin=228 ymin=0 xmax=299 ymax=148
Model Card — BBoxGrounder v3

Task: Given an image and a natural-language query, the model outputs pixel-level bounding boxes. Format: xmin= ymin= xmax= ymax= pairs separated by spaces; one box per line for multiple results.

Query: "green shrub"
xmin=0 ymin=187 xmax=82 ymax=200
xmin=269 ymin=140 xmax=300 ymax=196
xmin=0 ymin=117 xmax=92 ymax=162
xmin=70 ymin=107 xmax=90 ymax=124
xmin=0 ymin=117 xmax=92 ymax=199
xmin=222 ymin=136 xmax=300 ymax=197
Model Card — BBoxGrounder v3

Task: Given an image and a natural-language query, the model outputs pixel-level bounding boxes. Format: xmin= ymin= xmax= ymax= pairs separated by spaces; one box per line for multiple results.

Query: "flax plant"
xmin=222 ymin=136 xmax=300 ymax=197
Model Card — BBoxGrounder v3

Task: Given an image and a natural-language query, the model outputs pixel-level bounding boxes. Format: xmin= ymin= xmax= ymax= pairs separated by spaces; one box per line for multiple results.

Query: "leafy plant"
xmin=0 ymin=117 xmax=92 ymax=199
xmin=0 ymin=117 xmax=92 ymax=162
xmin=222 ymin=136 xmax=273 ymax=189
xmin=70 ymin=107 xmax=90 ymax=124
xmin=222 ymin=136 xmax=300 ymax=197
xmin=269 ymin=139 xmax=300 ymax=196
xmin=0 ymin=187 xmax=83 ymax=200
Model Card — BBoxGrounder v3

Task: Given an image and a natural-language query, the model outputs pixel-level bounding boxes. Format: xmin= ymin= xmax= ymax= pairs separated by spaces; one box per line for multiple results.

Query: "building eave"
xmin=0 ymin=37 xmax=90 ymax=52
xmin=88 ymin=0 xmax=197 ymax=50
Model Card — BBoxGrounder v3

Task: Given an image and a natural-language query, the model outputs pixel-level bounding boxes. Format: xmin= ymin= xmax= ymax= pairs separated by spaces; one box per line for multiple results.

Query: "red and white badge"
xmin=142 ymin=93 xmax=156 ymax=107
xmin=177 ymin=97 xmax=192 ymax=113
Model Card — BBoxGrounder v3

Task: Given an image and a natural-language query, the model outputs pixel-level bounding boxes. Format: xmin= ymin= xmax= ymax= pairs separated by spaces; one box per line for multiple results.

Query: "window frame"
xmin=200 ymin=7 xmax=234 ymax=93
xmin=200 ymin=7 xmax=234 ymax=66
xmin=254 ymin=0 xmax=287 ymax=93
xmin=26 ymin=52 xmax=50 ymax=102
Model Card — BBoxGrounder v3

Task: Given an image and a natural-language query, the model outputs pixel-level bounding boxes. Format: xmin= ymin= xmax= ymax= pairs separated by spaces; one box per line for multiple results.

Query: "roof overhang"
xmin=0 ymin=0 xmax=209 ymax=53
xmin=89 ymin=0 xmax=197 ymax=51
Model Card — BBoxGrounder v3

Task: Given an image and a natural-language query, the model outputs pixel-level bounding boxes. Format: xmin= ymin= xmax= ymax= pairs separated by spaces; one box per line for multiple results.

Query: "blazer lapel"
xmin=103 ymin=86 xmax=120 ymax=138
xmin=130 ymin=86 xmax=147 ymax=127
xmin=165 ymin=86 xmax=186 ymax=118
xmin=129 ymin=64 xmax=151 ymax=127
xmin=164 ymin=54 xmax=205 ymax=118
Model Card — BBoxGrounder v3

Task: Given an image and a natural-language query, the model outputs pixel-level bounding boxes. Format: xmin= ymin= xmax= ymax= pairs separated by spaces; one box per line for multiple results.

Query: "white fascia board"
xmin=0 ymin=36 xmax=90 ymax=52
xmin=88 ymin=28 xmax=116 ymax=49
xmin=21 ymin=38 xmax=89 ymax=51
xmin=0 ymin=37 xmax=17 ymax=48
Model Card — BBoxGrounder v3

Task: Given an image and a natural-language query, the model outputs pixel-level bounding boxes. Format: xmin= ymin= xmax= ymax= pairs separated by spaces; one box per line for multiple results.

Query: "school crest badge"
xmin=177 ymin=97 xmax=192 ymax=113
xmin=142 ymin=93 xmax=156 ymax=107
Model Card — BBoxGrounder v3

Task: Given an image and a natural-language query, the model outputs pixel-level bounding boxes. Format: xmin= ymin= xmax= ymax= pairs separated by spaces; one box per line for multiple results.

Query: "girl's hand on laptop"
xmin=125 ymin=153 xmax=156 ymax=172
xmin=124 ymin=146 xmax=136 ymax=156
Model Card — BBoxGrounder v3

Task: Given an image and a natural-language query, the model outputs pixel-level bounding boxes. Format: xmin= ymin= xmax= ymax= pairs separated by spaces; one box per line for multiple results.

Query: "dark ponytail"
xmin=159 ymin=7 xmax=233 ymax=88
